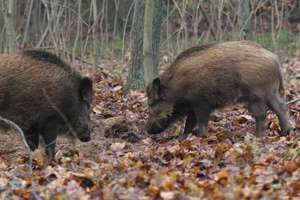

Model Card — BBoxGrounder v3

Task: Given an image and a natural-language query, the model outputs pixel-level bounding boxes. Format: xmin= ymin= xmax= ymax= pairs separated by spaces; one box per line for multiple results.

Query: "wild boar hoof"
xmin=194 ymin=131 xmax=207 ymax=137
xmin=27 ymin=141 xmax=38 ymax=151
xmin=195 ymin=133 xmax=206 ymax=138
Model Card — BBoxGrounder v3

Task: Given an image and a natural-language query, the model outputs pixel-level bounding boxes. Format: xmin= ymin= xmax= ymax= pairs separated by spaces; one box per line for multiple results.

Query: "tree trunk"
xmin=239 ymin=0 xmax=252 ymax=39
xmin=4 ymin=0 xmax=17 ymax=52
xmin=143 ymin=0 xmax=162 ymax=87
xmin=126 ymin=0 xmax=145 ymax=90
xmin=21 ymin=0 xmax=34 ymax=48
xmin=92 ymin=0 xmax=99 ymax=67
xmin=288 ymin=0 xmax=300 ymax=23
xmin=152 ymin=0 xmax=162 ymax=74
xmin=72 ymin=0 xmax=82 ymax=60
xmin=31 ymin=0 xmax=42 ymax=45
xmin=0 ymin=1 xmax=5 ymax=52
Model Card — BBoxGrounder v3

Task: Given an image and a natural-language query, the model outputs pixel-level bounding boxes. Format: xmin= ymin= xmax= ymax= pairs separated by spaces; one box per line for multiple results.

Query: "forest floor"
xmin=0 ymin=57 xmax=299 ymax=200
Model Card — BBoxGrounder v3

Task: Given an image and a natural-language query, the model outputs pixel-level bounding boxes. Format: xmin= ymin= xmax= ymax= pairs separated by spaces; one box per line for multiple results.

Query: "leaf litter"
xmin=0 ymin=57 xmax=299 ymax=199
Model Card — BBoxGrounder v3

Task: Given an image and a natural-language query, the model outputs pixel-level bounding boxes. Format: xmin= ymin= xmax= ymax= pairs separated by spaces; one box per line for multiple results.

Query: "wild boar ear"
xmin=79 ymin=77 xmax=93 ymax=103
xmin=152 ymin=77 xmax=161 ymax=96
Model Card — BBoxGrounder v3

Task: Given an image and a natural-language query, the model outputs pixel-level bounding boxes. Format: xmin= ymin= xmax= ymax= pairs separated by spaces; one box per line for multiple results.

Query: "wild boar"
xmin=0 ymin=50 xmax=93 ymax=160
xmin=146 ymin=41 xmax=292 ymax=138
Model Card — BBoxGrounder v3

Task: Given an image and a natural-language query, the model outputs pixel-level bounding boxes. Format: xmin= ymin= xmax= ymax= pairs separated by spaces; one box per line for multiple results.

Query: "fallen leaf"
xmin=110 ymin=142 xmax=126 ymax=151
xmin=283 ymin=161 xmax=298 ymax=174
xmin=215 ymin=170 xmax=230 ymax=186
xmin=103 ymin=116 xmax=125 ymax=129
xmin=296 ymin=112 xmax=300 ymax=129
xmin=0 ymin=177 xmax=8 ymax=188
xmin=269 ymin=119 xmax=280 ymax=131
xmin=236 ymin=114 xmax=253 ymax=124
xmin=32 ymin=149 xmax=48 ymax=168
xmin=289 ymin=182 xmax=300 ymax=196
xmin=111 ymin=85 xmax=122 ymax=92
xmin=102 ymin=186 xmax=115 ymax=200
xmin=68 ymin=174 xmax=94 ymax=189
xmin=14 ymin=189 xmax=33 ymax=200
xmin=0 ymin=161 xmax=7 ymax=171
xmin=160 ymin=191 xmax=175 ymax=200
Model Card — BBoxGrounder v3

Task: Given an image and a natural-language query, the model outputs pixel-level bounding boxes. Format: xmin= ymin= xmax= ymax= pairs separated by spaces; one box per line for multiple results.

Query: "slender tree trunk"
xmin=216 ymin=0 xmax=224 ymax=41
xmin=72 ymin=0 xmax=82 ymax=60
xmin=21 ymin=0 xmax=34 ymax=48
xmin=113 ymin=0 xmax=119 ymax=39
xmin=126 ymin=0 xmax=145 ymax=90
xmin=239 ymin=0 xmax=252 ymax=39
xmin=0 ymin=1 xmax=5 ymax=52
xmin=4 ymin=0 xmax=17 ymax=52
xmin=143 ymin=0 xmax=162 ymax=86
xmin=91 ymin=0 xmax=99 ymax=67
xmin=31 ymin=0 xmax=41 ymax=44
xmin=152 ymin=0 xmax=162 ymax=73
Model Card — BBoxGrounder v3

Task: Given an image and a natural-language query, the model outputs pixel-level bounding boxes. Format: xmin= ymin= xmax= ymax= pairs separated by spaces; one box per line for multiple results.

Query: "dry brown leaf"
xmin=32 ymin=149 xmax=48 ymax=168
xmin=283 ymin=161 xmax=298 ymax=174
xmin=102 ymin=186 xmax=115 ymax=200
xmin=269 ymin=119 xmax=280 ymax=131
xmin=110 ymin=142 xmax=126 ymax=151
xmin=103 ymin=116 xmax=125 ymax=129
xmin=147 ymin=186 xmax=160 ymax=198
xmin=296 ymin=112 xmax=300 ymax=129
xmin=289 ymin=182 xmax=300 ymax=196
xmin=215 ymin=170 xmax=230 ymax=186
xmin=236 ymin=114 xmax=253 ymax=124
xmin=215 ymin=142 xmax=232 ymax=160
xmin=14 ymin=189 xmax=33 ymax=200
xmin=0 ymin=161 xmax=7 ymax=171
xmin=160 ymin=191 xmax=175 ymax=200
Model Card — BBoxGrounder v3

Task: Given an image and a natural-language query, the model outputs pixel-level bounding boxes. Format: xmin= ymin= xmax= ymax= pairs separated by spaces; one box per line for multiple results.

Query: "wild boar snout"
xmin=76 ymin=125 xmax=91 ymax=142
xmin=146 ymin=117 xmax=169 ymax=134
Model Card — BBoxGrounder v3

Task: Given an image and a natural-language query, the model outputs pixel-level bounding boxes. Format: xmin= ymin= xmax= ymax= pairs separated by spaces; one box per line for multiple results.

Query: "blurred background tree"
xmin=127 ymin=0 xmax=145 ymax=90
xmin=143 ymin=0 xmax=162 ymax=87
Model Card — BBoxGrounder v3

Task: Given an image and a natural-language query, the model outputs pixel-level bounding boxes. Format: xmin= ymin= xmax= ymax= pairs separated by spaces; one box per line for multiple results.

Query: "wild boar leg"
xmin=192 ymin=104 xmax=211 ymax=136
xmin=25 ymin=125 xmax=39 ymax=151
xmin=267 ymin=93 xmax=292 ymax=136
xmin=25 ymin=133 xmax=39 ymax=151
xmin=248 ymin=99 xmax=267 ymax=137
xmin=183 ymin=111 xmax=197 ymax=134
xmin=42 ymin=132 xmax=57 ymax=161
xmin=178 ymin=111 xmax=197 ymax=140
xmin=41 ymin=120 xmax=59 ymax=160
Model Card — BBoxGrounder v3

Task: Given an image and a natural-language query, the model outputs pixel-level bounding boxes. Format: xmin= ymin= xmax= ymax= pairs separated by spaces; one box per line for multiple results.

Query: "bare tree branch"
xmin=0 ymin=116 xmax=32 ymax=174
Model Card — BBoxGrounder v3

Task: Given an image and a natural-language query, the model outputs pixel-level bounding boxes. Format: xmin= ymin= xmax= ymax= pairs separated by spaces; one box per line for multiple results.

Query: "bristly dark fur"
xmin=22 ymin=50 xmax=72 ymax=72
xmin=174 ymin=43 xmax=216 ymax=63
xmin=0 ymin=50 xmax=93 ymax=159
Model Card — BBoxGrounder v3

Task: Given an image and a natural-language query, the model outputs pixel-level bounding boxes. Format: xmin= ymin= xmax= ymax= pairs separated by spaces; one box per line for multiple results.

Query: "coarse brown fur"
xmin=173 ymin=43 xmax=217 ymax=64
xmin=146 ymin=41 xmax=291 ymax=137
xmin=0 ymin=50 xmax=93 ymax=159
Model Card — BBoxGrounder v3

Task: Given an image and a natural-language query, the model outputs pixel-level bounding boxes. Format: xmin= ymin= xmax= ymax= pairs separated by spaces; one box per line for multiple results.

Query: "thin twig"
xmin=199 ymin=5 xmax=216 ymax=40
xmin=287 ymin=97 xmax=300 ymax=105
xmin=0 ymin=116 xmax=32 ymax=174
